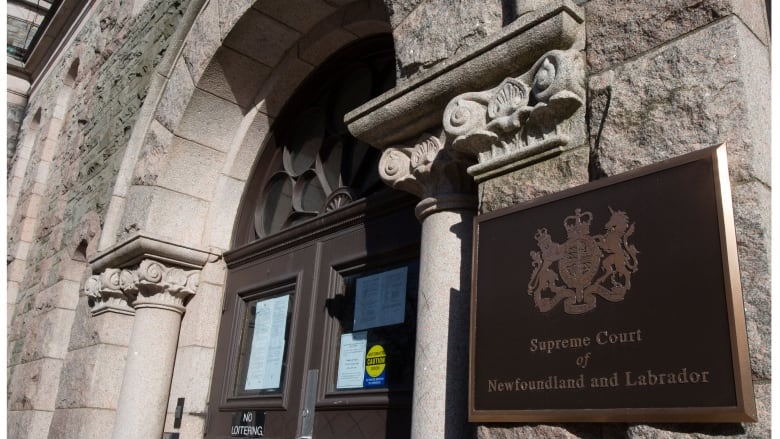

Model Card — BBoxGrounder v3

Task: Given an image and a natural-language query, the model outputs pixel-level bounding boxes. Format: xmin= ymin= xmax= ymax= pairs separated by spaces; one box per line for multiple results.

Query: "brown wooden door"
xmin=206 ymin=194 xmax=420 ymax=439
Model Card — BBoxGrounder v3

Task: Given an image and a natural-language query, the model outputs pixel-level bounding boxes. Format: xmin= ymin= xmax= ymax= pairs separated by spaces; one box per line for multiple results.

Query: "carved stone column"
xmin=83 ymin=234 xmax=214 ymax=439
xmin=376 ymin=48 xmax=584 ymax=439
xmin=346 ymin=6 xmax=585 ymax=436
xmin=104 ymin=259 xmax=199 ymax=439
xmin=380 ymin=135 xmax=477 ymax=439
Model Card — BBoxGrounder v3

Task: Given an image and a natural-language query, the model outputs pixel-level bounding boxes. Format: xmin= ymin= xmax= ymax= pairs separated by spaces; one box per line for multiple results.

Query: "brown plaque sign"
xmin=470 ymin=145 xmax=756 ymax=423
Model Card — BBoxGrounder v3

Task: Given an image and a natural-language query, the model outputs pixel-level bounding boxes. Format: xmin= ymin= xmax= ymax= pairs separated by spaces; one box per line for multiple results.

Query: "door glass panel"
xmin=329 ymin=261 xmax=419 ymax=392
xmin=235 ymin=293 xmax=294 ymax=395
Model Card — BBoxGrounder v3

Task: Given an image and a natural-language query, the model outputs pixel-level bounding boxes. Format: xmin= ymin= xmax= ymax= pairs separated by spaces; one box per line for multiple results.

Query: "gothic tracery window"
xmin=252 ymin=37 xmax=395 ymax=239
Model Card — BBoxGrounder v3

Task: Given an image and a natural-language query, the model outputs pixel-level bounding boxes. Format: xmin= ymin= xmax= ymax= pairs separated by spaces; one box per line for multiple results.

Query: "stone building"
xmin=5 ymin=0 xmax=770 ymax=438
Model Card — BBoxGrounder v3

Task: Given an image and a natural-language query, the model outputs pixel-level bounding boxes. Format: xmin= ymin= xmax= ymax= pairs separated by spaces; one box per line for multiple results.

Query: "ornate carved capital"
xmin=126 ymin=259 xmax=199 ymax=313
xmin=379 ymin=134 xmax=477 ymax=220
xmin=85 ymin=259 xmax=199 ymax=316
xmin=443 ymin=49 xmax=585 ymax=182
xmin=84 ymin=269 xmax=135 ymax=316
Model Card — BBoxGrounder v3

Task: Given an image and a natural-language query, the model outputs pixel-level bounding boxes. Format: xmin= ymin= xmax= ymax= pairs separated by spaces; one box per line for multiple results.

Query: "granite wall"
xmin=7 ymin=1 xmax=190 ymax=437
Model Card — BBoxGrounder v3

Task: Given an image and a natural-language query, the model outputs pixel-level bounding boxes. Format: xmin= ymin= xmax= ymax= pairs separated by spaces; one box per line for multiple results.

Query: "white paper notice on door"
xmin=336 ymin=331 xmax=368 ymax=389
xmin=245 ymin=294 xmax=290 ymax=391
xmin=353 ymin=266 xmax=407 ymax=331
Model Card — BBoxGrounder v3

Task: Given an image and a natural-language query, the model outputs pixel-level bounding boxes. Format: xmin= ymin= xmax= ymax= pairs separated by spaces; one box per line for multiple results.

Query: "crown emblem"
xmin=527 ymin=207 xmax=639 ymax=315
xmin=563 ymin=208 xmax=592 ymax=238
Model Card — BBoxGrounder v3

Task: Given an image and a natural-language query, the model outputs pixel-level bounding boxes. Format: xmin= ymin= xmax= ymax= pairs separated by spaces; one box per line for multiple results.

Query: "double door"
xmin=206 ymin=201 xmax=421 ymax=438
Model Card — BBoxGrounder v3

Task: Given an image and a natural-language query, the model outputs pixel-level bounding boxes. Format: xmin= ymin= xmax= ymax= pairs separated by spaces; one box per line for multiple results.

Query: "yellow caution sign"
xmin=364 ymin=345 xmax=386 ymax=386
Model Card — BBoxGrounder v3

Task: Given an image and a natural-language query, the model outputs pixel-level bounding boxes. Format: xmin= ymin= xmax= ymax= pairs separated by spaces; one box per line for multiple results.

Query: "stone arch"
xmin=64 ymin=58 xmax=80 ymax=87
xmin=193 ymin=0 xmax=394 ymax=251
xmin=50 ymin=58 xmax=80 ymax=123
xmin=105 ymin=0 xmax=393 ymax=252
xmin=99 ymin=1 xmax=396 ymax=435
xmin=7 ymin=108 xmax=42 ymax=224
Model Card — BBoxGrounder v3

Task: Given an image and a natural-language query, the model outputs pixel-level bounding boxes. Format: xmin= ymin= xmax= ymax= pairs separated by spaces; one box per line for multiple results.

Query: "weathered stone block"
xmin=154 ymin=136 xmax=225 ymax=201
xmin=155 ymin=58 xmax=196 ymax=134
xmin=174 ymin=88 xmax=244 ymax=152
xmin=20 ymin=307 xmax=75 ymax=362
xmin=342 ymin=0 xmax=393 ymax=37
xmin=31 ymin=280 xmax=80 ymax=315
xmin=217 ymin=0 xmax=255 ymax=39
xmin=197 ymin=47 xmax=271 ymax=111
xmin=588 ymin=17 xmax=770 ymax=186
xmin=178 ymin=414 xmax=207 ymax=439
xmin=47 ymin=407 xmax=116 ymax=439
xmin=167 ymin=346 xmax=217 ymax=413
xmin=752 ymin=380 xmax=771 ymax=435
xmin=20 ymin=191 xmax=42 ymax=222
xmin=199 ymin=259 xmax=228 ymax=286
xmin=203 ymin=175 xmax=245 ymax=250
xmin=7 ymin=409 xmax=54 ymax=439
xmin=8 ymin=302 xmax=31 ymax=340
xmin=133 ymin=119 xmax=174 ymax=187
xmin=67 ymin=297 xmax=134 ymax=350
xmin=477 ymin=423 xmax=625 ymax=438
xmin=14 ymin=240 xmax=31 ymax=263
xmin=182 ymin=0 xmax=222 ymax=85
xmin=54 ymin=344 xmax=127 ymax=410
xmin=731 ymin=181 xmax=770 ymax=379
xmin=165 ymin=412 xmax=206 ymax=438
xmin=223 ymin=8 xmax=302 ymax=67
xmin=393 ymin=0 xmax=503 ymax=77
xmin=122 ymin=185 xmax=210 ymax=247
xmin=8 ymin=336 xmax=24 ymax=367
xmin=8 ymin=357 xmax=63 ymax=411
xmin=298 ymin=10 xmax=357 ymax=66
xmin=477 ymin=383 xmax=768 ymax=437
xmin=19 ymin=215 xmax=37 ymax=242
xmin=8 ymin=257 xmax=28 ymax=283
xmin=256 ymin=54 xmax=314 ymax=117
xmin=163 ymin=410 xmax=207 ymax=438
xmin=384 ymin=0 xmax=425 ymax=29
xmin=479 ymin=146 xmax=589 ymax=213
xmin=586 ymin=0 xmax=769 ymax=72
xmin=179 ymin=282 xmax=225 ymax=348
xmin=228 ymin=111 xmax=272 ymax=181
xmin=625 ymin=381 xmax=768 ymax=437
xmin=56 ymin=255 xmax=90 ymax=283
xmin=252 ymin=0 xmax=337 ymax=33
xmin=8 ymin=281 xmax=20 ymax=306
xmin=149 ymin=189 xmax=211 ymax=245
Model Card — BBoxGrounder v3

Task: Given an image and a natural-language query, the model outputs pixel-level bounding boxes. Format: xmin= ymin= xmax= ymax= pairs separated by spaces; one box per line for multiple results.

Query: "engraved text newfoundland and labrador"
xmin=470 ymin=145 xmax=756 ymax=423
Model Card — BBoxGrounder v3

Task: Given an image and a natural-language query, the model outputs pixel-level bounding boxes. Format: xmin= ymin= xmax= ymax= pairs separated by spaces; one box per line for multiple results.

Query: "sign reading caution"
xmin=364 ymin=344 xmax=386 ymax=387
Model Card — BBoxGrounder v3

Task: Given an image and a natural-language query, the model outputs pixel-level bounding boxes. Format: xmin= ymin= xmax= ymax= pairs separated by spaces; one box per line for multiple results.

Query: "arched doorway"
xmin=206 ymin=36 xmax=421 ymax=439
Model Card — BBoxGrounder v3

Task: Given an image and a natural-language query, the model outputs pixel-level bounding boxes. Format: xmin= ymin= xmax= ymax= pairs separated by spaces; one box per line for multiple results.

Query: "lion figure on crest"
xmin=527 ymin=207 xmax=639 ymax=314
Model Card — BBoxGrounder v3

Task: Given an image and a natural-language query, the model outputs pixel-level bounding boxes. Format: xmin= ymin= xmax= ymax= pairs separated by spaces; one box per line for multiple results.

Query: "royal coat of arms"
xmin=528 ymin=208 xmax=639 ymax=314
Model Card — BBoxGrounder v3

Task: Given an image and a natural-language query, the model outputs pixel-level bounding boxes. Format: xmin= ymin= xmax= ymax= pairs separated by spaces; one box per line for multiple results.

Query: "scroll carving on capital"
xmin=85 ymin=259 xmax=199 ymax=316
xmin=443 ymin=49 xmax=585 ymax=181
xmin=85 ymin=269 xmax=135 ymax=316
xmin=126 ymin=259 xmax=199 ymax=312
xmin=379 ymin=134 xmax=477 ymax=218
